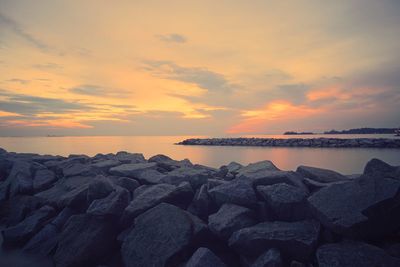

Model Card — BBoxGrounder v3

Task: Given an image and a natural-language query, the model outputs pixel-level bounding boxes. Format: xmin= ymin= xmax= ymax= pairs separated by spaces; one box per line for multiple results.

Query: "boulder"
xmin=207 ymin=179 xmax=228 ymax=189
xmin=7 ymin=160 xmax=33 ymax=196
xmin=148 ymin=154 xmax=192 ymax=171
xmin=186 ymin=247 xmax=227 ymax=267
xmin=121 ymin=203 xmax=207 ymax=267
xmin=257 ymin=183 xmax=309 ymax=221
xmin=1 ymin=205 xmax=55 ymax=246
xmin=188 ymin=184 xmax=212 ymax=220
xmin=87 ymin=187 xmax=130 ymax=218
xmin=62 ymin=162 xmax=99 ymax=178
xmin=86 ymin=176 xmax=114 ymax=204
xmin=316 ymin=241 xmax=400 ymax=267
xmin=236 ymin=161 xmax=280 ymax=177
xmin=302 ymin=178 xmax=348 ymax=193
xmin=23 ymin=223 xmax=59 ymax=255
xmin=0 ymin=195 xmax=44 ymax=226
xmin=229 ymin=220 xmax=320 ymax=261
xmin=209 ymin=203 xmax=256 ymax=240
xmin=114 ymin=151 xmax=146 ymax=163
xmin=208 ymin=178 xmax=257 ymax=208
xmin=133 ymin=169 xmax=166 ymax=184
xmin=296 ymin=165 xmax=348 ymax=183
xmin=225 ymin=161 xmax=243 ymax=174
xmin=0 ymin=158 xmax=12 ymax=181
xmin=54 ymin=214 xmax=117 ymax=267
xmin=162 ymin=167 xmax=210 ymax=189
xmin=108 ymin=162 xmax=157 ymax=177
xmin=363 ymin=158 xmax=399 ymax=179
xmin=308 ymin=175 xmax=400 ymax=238
xmin=114 ymin=177 xmax=140 ymax=192
xmin=91 ymin=159 xmax=121 ymax=171
xmin=251 ymin=248 xmax=282 ymax=267
xmin=33 ymin=169 xmax=56 ymax=192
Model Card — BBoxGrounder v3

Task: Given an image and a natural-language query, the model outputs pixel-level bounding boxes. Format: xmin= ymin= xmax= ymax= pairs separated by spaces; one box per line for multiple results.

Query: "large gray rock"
xmin=54 ymin=214 xmax=117 ymax=267
xmin=33 ymin=169 xmax=56 ymax=193
xmin=7 ymin=160 xmax=33 ymax=196
xmin=188 ymin=184 xmax=212 ymax=220
xmin=257 ymin=183 xmax=309 ymax=221
xmin=62 ymin=162 xmax=99 ymax=178
xmin=108 ymin=162 xmax=157 ymax=177
xmin=229 ymin=220 xmax=320 ymax=261
xmin=91 ymin=159 xmax=121 ymax=171
xmin=316 ymin=241 xmax=400 ymax=267
xmin=296 ymin=165 xmax=349 ymax=183
xmin=1 ymin=205 xmax=55 ymax=245
xmin=133 ymin=169 xmax=166 ymax=184
xmin=23 ymin=224 xmax=58 ymax=255
xmin=121 ymin=203 xmax=207 ymax=267
xmin=114 ymin=151 xmax=146 ymax=163
xmin=251 ymin=248 xmax=282 ymax=267
xmin=0 ymin=158 xmax=12 ymax=181
xmin=186 ymin=247 xmax=227 ymax=267
xmin=308 ymin=175 xmax=400 ymax=238
xmin=208 ymin=178 xmax=257 ymax=208
xmin=363 ymin=158 xmax=399 ymax=179
xmin=237 ymin=161 xmax=280 ymax=177
xmin=149 ymin=154 xmax=192 ymax=171
xmin=162 ymin=167 xmax=210 ymax=189
xmin=87 ymin=187 xmax=130 ymax=217
xmin=114 ymin=177 xmax=140 ymax=192
xmin=225 ymin=161 xmax=243 ymax=174
xmin=86 ymin=176 xmax=114 ymax=204
xmin=209 ymin=203 xmax=256 ymax=240
xmin=0 ymin=195 xmax=44 ymax=226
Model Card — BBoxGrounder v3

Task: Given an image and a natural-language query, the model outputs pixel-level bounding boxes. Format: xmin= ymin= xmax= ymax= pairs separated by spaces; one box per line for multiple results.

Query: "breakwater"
xmin=1 ymin=147 xmax=400 ymax=266
xmin=178 ymin=137 xmax=400 ymax=148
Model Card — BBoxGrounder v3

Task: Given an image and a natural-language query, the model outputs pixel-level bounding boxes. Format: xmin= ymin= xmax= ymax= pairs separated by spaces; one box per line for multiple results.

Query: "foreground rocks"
xmin=0 ymin=147 xmax=399 ymax=267
xmin=178 ymin=137 xmax=400 ymax=148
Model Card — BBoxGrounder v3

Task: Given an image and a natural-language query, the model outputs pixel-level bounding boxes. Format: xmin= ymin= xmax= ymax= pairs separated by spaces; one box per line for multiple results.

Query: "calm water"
xmin=0 ymin=135 xmax=399 ymax=174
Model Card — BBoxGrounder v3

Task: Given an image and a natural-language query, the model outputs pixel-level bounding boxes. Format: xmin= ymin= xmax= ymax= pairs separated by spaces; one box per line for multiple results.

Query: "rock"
xmin=108 ymin=162 xmax=157 ymax=177
xmin=386 ymin=243 xmax=400 ymax=258
xmin=91 ymin=159 xmax=121 ymax=171
xmin=229 ymin=220 xmax=320 ymax=261
xmin=7 ymin=160 xmax=33 ymax=196
xmin=133 ymin=169 xmax=166 ymax=184
xmin=148 ymin=154 xmax=192 ymax=171
xmin=114 ymin=177 xmax=140 ymax=192
xmin=186 ymin=247 xmax=227 ymax=267
xmin=168 ymin=181 xmax=194 ymax=209
xmin=316 ymin=241 xmax=400 ymax=267
xmin=296 ymin=165 xmax=348 ymax=183
xmin=1 ymin=205 xmax=55 ymax=246
xmin=363 ymin=158 xmax=399 ymax=179
xmin=225 ymin=161 xmax=243 ymax=174
xmin=308 ymin=175 xmax=400 ymax=238
xmin=208 ymin=178 xmax=257 ymax=208
xmin=120 ymin=183 xmax=177 ymax=226
xmin=0 ymin=158 xmax=12 ymax=181
xmin=86 ymin=176 xmax=114 ymax=204
xmin=23 ymin=224 xmax=58 ymax=255
xmin=52 ymin=207 xmax=76 ymax=230
xmin=162 ymin=167 xmax=210 ymax=189
xmin=62 ymin=162 xmax=99 ymax=178
xmin=251 ymin=248 xmax=282 ymax=267
xmin=33 ymin=169 xmax=56 ymax=192
xmin=188 ymin=184 xmax=212 ymax=220
xmin=237 ymin=161 xmax=280 ymax=177
xmin=114 ymin=151 xmax=146 ymax=163
xmin=207 ymin=178 xmax=228 ymax=189
xmin=54 ymin=214 xmax=117 ymax=267
xmin=121 ymin=203 xmax=207 ymax=267
xmin=302 ymin=177 xmax=347 ymax=193
xmin=87 ymin=187 xmax=130 ymax=217
xmin=209 ymin=203 xmax=256 ymax=240
xmin=0 ymin=195 xmax=44 ymax=226
xmin=257 ymin=183 xmax=309 ymax=221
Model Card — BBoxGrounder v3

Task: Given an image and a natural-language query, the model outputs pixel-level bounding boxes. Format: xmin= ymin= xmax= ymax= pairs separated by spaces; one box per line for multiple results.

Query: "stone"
xmin=257 ymin=183 xmax=309 ymax=221
xmin=23 ymin=224 xmax=59 ymax=255
xmin=363 ymin=158 xmax=399 ymax=179
xmin=0 ymin=158 xmax=12 ymax=181
xmin=33 ymin=169 xmax=56 ymax=192
xmin=114 ymin=151 xmax=146 ymax=163
xmin=62 ymin=162 xmax=99 ymax=178
xmin=316 ymin=241 xmax=400 ymax=267
xmin=208 ymin=178 xmax=257 ymax=208
xmin=302 ymin=178 xmax=348 ymax=193
xmin=229 ymin=220 xmax=320 ymax=261
xmin=121 ymin=203 xmax=207 ymax=267
xmin=251 ymin=248 xmax=282 ymax=267
xmin=207 ymin=178 xmax=228 ymax=189
xmin=209 ymin=203 xmax=256 ymax=240
xmin=114 ymin=177 xmax=140 ymax=192
xmin=296 ymin=165 xmax=348 ymax=183
xmin=7 ymin=160 xmax=33 ymax=196
xmin=133 ymin=169 xmax=166 ymax=184
xmin=1 ymin=205 xmax=55 ymax=246
xmin=225 ymin=161 xmax=243 ymax=174
xmin=236 ymin=161 xmax=280 ymax=177
xmin=54 ymin=214 xmax=117 ymax=267
xmin=91 ymin=159 xmax=121 ymax=171
xmin=188 ymin=184 xmax=212 ymax=220
xmin=0 ymin=195 xmax=44 ymax=226
xmin=308 ymin=175 xmax=400 ymax=238
xmin=186 ymin=247 xmax=227 ymax=267
xmin=162 ymin=167 xmax=210 ymax=189
xmin=108 ymin=162 xmax=157 ymax=177
xmin=86 ymin=176 xmax=114 ymax=204
xmin=87 ymin=187 xmax=130 ymax=218
xmin=148 ymin=154 xmax=192 ymax=171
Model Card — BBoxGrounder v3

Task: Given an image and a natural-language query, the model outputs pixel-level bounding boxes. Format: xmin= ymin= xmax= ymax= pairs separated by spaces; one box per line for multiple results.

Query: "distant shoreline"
xmin=178 ymin=137 xmax=400 ymax=148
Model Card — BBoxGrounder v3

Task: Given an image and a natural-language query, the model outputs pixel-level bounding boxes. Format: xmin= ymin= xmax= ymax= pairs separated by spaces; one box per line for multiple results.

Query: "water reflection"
xmin=0 ymin=135 xmax=399 ymax=174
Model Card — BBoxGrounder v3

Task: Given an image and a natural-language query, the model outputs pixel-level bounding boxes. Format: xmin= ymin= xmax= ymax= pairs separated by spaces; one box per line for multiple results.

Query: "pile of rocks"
xmin=1 ymin=147 xmax=400 ymax=267
xmin=178 ymin=137 xmax=400 ymax=148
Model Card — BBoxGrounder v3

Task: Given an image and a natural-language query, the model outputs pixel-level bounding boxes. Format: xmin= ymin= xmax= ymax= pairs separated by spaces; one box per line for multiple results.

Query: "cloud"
xmin=32 ymin=63 xmax=63 ymax=70
xmin=265 ymin=69 xmax=293 ymax=81
xmin=6 ymin=78 xmax=30 ymax=84
xmin=143 ymin=60 xmax=233 ymax=92
xmin=0 ymin=12 xmax=49 ymax=52
xmin=69 ymin=85 xmax=130 ymax=98
xmin=156 ymin=33 xmax=187 ymax=43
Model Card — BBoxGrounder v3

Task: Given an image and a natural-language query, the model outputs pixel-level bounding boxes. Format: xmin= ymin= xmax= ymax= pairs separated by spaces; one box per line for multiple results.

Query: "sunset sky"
xmin=1 ymin=0 xmax=399 ymax=136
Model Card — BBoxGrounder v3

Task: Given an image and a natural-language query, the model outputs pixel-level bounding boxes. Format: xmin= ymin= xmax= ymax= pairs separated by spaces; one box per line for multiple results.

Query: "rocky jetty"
xmin=177 ymin=137 xmax=400 ymax=148
xmin=1 ymin=147 xmax=400 ymax=267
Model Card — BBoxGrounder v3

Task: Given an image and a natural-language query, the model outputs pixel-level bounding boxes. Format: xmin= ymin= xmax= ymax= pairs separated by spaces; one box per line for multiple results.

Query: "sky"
xmin=0 ymin=0 xmax=399 ymax=136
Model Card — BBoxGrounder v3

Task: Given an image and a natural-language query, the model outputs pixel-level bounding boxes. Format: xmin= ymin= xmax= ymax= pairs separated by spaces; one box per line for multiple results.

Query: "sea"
xmin=0 ymin=134 xmax=399 ymax=174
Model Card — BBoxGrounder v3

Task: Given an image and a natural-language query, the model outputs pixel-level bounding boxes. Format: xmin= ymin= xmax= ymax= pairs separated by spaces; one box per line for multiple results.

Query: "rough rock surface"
xmin=108 ymin=162 xmax=157 ymax=177
xmin=87 ymin=187 xmax=130 ymax=217
xmin=251 ymin=248 xmax=282 ymax=267
xmin=162 ymin=167 xmax=210 ymax=189
xmin=186 ymin=247 xmax=227 ymax=267
xmin=209 ymin=178 xmax=257 ymax=208
xmin=296 ymin=165 xmax=348 ymax=183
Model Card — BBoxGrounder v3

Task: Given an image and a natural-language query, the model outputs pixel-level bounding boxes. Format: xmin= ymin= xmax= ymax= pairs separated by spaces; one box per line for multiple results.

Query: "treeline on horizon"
xmin=284 ymin=127 xmax=399 ymax=135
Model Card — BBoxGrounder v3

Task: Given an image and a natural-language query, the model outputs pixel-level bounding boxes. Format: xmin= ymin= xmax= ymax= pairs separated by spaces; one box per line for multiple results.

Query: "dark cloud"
xmin=32 ymin=63 xmax=63 ymax=70
xmin=69 ymin=85 xmax=130 ymax=98
xmin=6 ymin=78 xmax=30 ymax=84
xmin=143 ymin=60 xmax=233 ymax=93
xmin=0 ymin=12 xmax=49 ymax=52
xmin=0 ymin=89 xmax=91 ymax=115
xmin=265 ymin=69 xmax=292 ymax=80
xmin=156 ymin=33 xmax=187 ymax=43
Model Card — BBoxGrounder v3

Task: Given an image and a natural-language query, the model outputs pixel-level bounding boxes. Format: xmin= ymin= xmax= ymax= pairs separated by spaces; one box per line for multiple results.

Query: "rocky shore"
xmin=178 ymin=137 xmax=400 ymax=148
xmin=1 ymin=146 xmax=400 ymax=267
